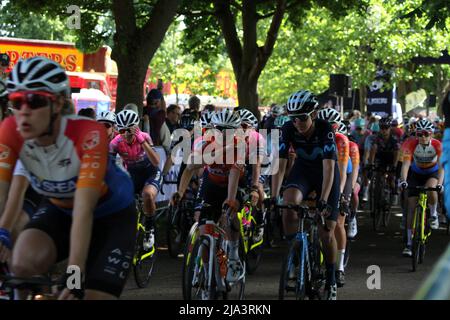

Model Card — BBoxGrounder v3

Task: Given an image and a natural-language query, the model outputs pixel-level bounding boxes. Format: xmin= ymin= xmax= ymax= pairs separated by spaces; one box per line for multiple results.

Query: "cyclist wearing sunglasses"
xmin=271 ymin=90 xmax=340 ymax=300
xmin=97 ymin=111 xmax=117 ymax=142
xmin=338 ymin=122 xmax=361 ymax=239
xmin=0 ymin=57 xmax=136 ymax=300
xmin=317 ymin=108 xmax=350 ymax=288
xmin=111 ymin=109 xmax=161 ymax=251
xmin=173 ymin=108 xmax=246 ymax=283
xmin=399 ymin=119 xmax=443 ymax=256
xmin=368 ymin=117 xmax=400 ymax=191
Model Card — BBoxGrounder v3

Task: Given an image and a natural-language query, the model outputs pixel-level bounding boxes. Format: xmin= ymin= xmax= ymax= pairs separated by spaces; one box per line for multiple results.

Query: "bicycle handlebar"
xmin=275 ymin=204 xmax=329 ymax=231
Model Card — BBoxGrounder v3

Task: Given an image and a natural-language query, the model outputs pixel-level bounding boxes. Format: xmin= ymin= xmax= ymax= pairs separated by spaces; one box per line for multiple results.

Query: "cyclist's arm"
xmin=69 ymin=188 xmax=98 ymax=272
xmin=142 ymin=141 xmax=160 ymax=167
xmin=227 ymin=166 xmax=242 ymax=202
xmin=400 ymin=159 xmax=411 ymax=182
xmin=162 ymin=154 xmax=173 ymax=176
xmin=351 ymin=164 xmax=359 ymax=189
xmin=68 ymin=124 xmax=109 ymax=272
xmin=251 ymin=158 xmax=262 ymax=188
xmin=338 ymin=160 xmax=347 ymax=194
xmin=178 ymin=160 xmax=203 ymax=197
xmin=321 ymin=159 xmax=335 ymax=202
xmin=271 ymin=158 xmax=287 ymax=198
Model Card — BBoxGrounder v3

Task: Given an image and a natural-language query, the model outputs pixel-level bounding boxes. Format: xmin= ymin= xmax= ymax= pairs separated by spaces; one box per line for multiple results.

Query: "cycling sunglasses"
xmin=9 ymin=91 xmax=56 ymax=111
xmin=416 ymin=131 xmax=431 ymax=137
xmin=289 ymin=111 xmax=314 ymax=122
xmin=119 ymin=128 xmax=132 ymax=134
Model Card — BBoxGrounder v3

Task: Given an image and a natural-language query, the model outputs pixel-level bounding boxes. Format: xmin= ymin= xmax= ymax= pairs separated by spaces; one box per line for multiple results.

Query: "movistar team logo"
xmin=324 ymin=144 xmax=336 ymax=153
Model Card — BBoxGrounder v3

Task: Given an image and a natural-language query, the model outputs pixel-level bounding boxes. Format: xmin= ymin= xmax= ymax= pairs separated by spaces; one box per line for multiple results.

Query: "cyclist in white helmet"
xmin=0 ymin=57 xmax=136 ymax=299
xmin=97 ymin=111 xmax=116 ymax=142
xmin=272 ymin=89 xmax=340 ymax=300
xmin=110 ymin=109 xmax=161 ymax=251
xmin=173 ymin=108 xmax=246 ymax=283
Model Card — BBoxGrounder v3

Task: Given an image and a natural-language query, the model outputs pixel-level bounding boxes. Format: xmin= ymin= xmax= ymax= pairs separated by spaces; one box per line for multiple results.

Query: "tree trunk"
xmin=237 ymin=77 xmax=259 ymax=115
xmin=114 ymin=51 xmax=147 ymax=114
xmin=111 ymin=0 xmax=181 ymax=114
xmin=213 ymin=0 xmax=286 ymax=121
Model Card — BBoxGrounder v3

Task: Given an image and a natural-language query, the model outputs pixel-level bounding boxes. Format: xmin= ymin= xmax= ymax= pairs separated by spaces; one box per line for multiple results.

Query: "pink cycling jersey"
xmin=110 ymin=132 xmax=154 ymax=166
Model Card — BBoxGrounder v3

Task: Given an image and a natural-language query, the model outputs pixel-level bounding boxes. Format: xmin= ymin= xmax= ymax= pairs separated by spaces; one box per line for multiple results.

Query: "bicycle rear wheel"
xmin=133 ymin=227 xmax=156 ymax=288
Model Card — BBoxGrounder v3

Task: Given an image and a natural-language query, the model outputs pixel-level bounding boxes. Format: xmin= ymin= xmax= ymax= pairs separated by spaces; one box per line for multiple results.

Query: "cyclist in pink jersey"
xmin=110 ymin=110 xmax=161 ymax=251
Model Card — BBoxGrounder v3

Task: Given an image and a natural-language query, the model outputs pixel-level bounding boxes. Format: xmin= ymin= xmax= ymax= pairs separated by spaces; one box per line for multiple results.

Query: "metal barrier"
xmin=413 ymin=243 xmax=450 ymax=300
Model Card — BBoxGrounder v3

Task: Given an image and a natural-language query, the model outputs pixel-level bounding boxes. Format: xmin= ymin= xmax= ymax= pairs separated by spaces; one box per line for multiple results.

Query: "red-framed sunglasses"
xmin=9 ymin=91 xmax=57 ymax=111
xmin=416 ymin=131 xmax=431 ymax=138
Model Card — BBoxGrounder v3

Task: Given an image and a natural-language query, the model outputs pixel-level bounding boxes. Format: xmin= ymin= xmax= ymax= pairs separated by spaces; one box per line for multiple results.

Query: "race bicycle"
xmin=133 ymin=195 xmax=157 ymax=288
xmin=409 ymin=186 xmax=439 ymax=272
xmin=277 ymin=203 xmax=326 ymax=300
xmin=182 ymin=204 xmax=245 ymax=300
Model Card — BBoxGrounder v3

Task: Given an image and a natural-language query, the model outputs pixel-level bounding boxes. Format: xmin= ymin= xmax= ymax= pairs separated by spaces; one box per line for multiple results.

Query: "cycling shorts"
xmin=22 ymin=186 xmax=44 ymax=219
xmin=283 ymin=162 xmax=340 ymax=221
xmin=24 ymin=200 xmax=137 ymax=298
xmin=406 ymin=170 xmax=439 ymax=197
xmin=128 ymin=158 xmax=162 ymax=193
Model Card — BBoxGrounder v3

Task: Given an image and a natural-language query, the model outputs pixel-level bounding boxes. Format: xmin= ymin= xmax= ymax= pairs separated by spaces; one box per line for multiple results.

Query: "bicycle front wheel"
xmin=411 ymin=207 xmax=422 ymax=272
xmin=133 ymin=227 xmax=156 ymax=288
xmin=279 ymin=243 xmax=306 ymax=300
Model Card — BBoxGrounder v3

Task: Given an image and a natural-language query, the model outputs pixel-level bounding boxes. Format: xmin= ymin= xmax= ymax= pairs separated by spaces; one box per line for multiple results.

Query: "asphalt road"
xmin=121 ymin=204 xmax=450 ymax=300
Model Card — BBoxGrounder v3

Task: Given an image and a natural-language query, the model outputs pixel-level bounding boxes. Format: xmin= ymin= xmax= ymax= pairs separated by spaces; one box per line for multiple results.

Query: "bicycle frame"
xmin=133 ymin=197 xmax=155 ymax=265
xmin=412 ymin=191 xmax=431 ymax=243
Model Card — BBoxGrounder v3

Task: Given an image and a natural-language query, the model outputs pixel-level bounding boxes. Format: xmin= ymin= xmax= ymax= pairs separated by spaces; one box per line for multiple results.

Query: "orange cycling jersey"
xmin=193 ymin=134 xmax=245 ymax=186
xmin=0 ymin=116 xmax=134 ymax=217
xmin=401 ymin=137 xmax=442 ymax=174
xmin=335 ymin=132 xmax=350 ymax=167
xmin=349 ymin=140 xmax=360 ymax=169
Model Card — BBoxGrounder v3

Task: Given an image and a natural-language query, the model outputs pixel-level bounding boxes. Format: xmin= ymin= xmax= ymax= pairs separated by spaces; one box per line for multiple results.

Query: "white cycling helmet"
xmin=286 ymin=90 xmax=318 ymax=114
xmin=97 ymin=111 xmax=116 ymax=123
xmin=337 ymin=121 xmax=347 ymax=135
xmin=7 ymin=57 xmax=70 ymax=97
xmin=317 ymin=108 xmax=341 ymax=123
xmin=116 ymin=110 xmax=139 ymax=130
xmin=415 ymin=119 xmax=434 ymax=132
xmin=271 ymin=104 xmax=285 ymax=116
xmin=238 ymin=108 xmax=258 ymax=128
xmin=211 ymin=108 xmax=241 ymax=129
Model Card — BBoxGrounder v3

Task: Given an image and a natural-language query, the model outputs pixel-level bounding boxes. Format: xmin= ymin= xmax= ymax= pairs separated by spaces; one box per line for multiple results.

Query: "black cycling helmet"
xmin=180 ymin=113 xmax=196 ymax=130
xmin=379 ymin=117 xmax=392 ymax=127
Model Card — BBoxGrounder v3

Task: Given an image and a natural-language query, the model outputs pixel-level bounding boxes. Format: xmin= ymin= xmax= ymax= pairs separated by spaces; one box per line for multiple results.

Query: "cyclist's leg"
xmin=84 ymin=203 xmax=136 ymax=300
xmin=11 ymin=200 xmax=68 ymax=277
xmin=404 ymin=171 xmax=422 ymax=254
xmin=316 ymin=167 xmax=339 ymax=290
xmin=282 ymin=161 xmax=309 ymax=239
xmin=425 ymin=173 xmax=439 ymax=229
xmin=336 ymin=173 xmax=352 ymax=282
